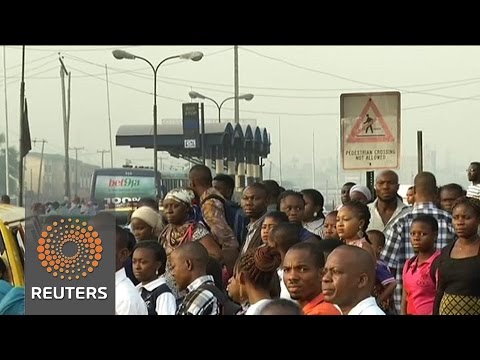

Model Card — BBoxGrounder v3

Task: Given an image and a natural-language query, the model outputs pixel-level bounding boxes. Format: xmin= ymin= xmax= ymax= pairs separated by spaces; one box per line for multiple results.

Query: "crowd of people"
xmin=110 ymin=161 xmax=480 ymax=315
xmin=3 ymin=161 xmax=480 ymax=315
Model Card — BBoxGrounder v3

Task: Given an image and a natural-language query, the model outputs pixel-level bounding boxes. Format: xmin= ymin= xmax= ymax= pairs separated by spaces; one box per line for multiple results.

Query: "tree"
xmin=0 ymin=132 xmax=19 ymax=195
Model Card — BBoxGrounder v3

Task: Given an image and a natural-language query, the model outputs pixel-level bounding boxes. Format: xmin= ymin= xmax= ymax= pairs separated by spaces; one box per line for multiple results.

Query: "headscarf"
xmin=164 ymin=188 xmax=195 ymax=207
xmin=349 ymin=185 xmax=372 ymax=202
xmin=130 ymin=206 xmax=164 ymax=237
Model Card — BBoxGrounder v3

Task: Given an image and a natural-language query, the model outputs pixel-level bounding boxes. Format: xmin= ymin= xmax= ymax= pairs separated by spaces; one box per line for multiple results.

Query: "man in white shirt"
xmin=115 ymin=226 xmax=147 ymax=315
xmin=322 ymin=245 xmax=385 ymax=315
xmin=367 ymin=170 xmax=410 ymax=233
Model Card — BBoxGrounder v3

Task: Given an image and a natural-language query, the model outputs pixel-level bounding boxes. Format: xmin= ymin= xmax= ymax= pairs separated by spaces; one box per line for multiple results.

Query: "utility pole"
xmin=417 ymin=130 xmax=423 ymax=174
xmin=97 ymin=149 xmax=110 ymax=168
xmin=234 ymin=45 xmax=239 ymax=124
xmin=312 ymin=131 xmax=316 ymax=189
xmin=104 ymin=64 xmax=114 ymax=167
xmin=59 ymin=54 xmax=72 ymax=201
xmin=18 ymin=46 xmax=25 ymax=206
xmin=3 ymin=46 xmax=9 ymax=195
xmin=33 ymin=138 xmax=47 ymax=201
xmin=200 ymin=102 xmax=206 ymax=165
xmin=69 ymin=146 xmax=84 ymax=197
xmin=278 ymin=117 xmax=282 ymax=185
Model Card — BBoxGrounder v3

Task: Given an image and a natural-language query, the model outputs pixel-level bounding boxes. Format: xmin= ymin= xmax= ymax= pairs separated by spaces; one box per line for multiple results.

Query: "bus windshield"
xmin=91 ymin=168 xmax=158 ymax=208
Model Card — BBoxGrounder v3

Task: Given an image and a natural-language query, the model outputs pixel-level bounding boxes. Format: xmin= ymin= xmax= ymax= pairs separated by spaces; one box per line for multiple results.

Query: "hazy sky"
xmin=1 ymin=45 xmax=479 ymax=188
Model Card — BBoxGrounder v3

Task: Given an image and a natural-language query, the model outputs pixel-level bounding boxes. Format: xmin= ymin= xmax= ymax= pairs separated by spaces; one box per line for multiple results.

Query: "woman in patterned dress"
xmin=159 ymin=188 xmax=222 ymax=298
xmin=434 ymin=197 xmax=480 ymax=315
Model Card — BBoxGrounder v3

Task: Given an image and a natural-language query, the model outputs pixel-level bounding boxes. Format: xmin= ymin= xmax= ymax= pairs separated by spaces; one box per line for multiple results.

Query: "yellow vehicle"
xmin=0 ymin=204 xmax=26 ymax=287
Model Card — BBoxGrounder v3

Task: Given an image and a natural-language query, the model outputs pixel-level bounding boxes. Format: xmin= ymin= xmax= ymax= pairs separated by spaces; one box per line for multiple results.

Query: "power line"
xmin=63 ymin=54 xmax=480 ymax=103
xmin=9 ymin=46 xmax=480 ymax=103
xmin=0 ymin=58 xmax=59 ymax=85
xmin=13 ymin=47 xmax=480 ymax=118
xmin=67 ymin=64 xmax=480 ymax=117
xmin=239 ymin=47 xmax=480 ymax=101
xmin=36 ymin=49 xmax=480 ymax=104
xmin=5 ymin=45 xmax=140 ymax=52
xmin=403 ymin=92 xmax=480 ymax=110
xmin=3 ymin=52 xmax=57 ymax=71
xmin=63 ymin=49 xmax=480 ymax=92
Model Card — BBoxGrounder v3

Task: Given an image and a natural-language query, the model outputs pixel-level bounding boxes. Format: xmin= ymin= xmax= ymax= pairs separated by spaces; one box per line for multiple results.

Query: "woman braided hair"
xmin=342 ymin=199 xmax=372 ymax=242
xmin=337 ymin=199 xmax=376 ymax=261
xmin=238 ymin=245 xmax=282 ymax=292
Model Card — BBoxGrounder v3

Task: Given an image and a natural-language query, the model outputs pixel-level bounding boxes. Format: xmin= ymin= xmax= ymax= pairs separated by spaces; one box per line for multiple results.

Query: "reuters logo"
xmin=37 ymin=218 xmax=103 ymax=280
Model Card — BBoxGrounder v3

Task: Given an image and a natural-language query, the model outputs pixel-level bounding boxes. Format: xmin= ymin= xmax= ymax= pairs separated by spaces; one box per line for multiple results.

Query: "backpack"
xmin=198 ymin=282 xmax=241 ymax=315
xmin=200 ymin=194 xmax=248 ymax=246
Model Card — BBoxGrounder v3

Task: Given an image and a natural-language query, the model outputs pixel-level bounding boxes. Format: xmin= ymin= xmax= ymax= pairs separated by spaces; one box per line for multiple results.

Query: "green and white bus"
xmin=90 ymin=167 xmax=188 ymax=208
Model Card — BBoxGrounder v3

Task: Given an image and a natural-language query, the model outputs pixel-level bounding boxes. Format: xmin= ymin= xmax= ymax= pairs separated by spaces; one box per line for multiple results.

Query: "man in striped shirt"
xmin=381 ymin=172 xmax=455 ymax=313
xmin=466 ymin=162 xmax=480 ymax=200
xmin=171 ymin=242 xmax=221 ymax=315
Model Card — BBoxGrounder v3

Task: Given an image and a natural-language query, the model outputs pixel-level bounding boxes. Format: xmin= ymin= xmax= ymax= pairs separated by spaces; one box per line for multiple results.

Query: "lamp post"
xmin=113 ymin=49 xmax=203 ymax=199
xmin=188 ymin=91 xmax=254 ymax=123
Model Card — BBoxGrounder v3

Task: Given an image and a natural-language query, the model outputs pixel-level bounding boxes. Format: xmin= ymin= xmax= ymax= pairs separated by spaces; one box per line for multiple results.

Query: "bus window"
xmin=90 ymin=168 xmax=160 ymax=208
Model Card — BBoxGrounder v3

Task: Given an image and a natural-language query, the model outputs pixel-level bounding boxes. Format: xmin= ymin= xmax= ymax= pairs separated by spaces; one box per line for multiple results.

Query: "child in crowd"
xmin=260 ymin=211 xmax=289 ymax=245
xmin=367 ymin=230 xmax=397 ymax=315
xmin=322 ymin=211 xmax=339 ymax=240
xmin=132 ymin=240 xmax=176 ymax=315
xmin=402 ymin=215 xmax=440 ymax=315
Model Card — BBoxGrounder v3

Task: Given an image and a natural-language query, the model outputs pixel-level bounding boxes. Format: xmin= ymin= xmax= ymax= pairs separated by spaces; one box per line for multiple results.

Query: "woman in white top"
xmin=132 ymin=240 xmax=176 ymax=315
xmin=301 ymin=189 xmax=325 ymax=237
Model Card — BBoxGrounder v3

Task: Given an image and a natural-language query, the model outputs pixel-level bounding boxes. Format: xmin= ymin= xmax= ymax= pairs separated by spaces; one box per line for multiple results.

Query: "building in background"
xmin=24 ymin=152 xmax=99 ymax=202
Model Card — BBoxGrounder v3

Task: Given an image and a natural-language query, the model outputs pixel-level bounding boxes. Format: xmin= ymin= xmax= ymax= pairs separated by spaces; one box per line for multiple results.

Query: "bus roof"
xmin=93 ymin=168 xmax=158 ymax=176
xmin=0 ymin=204 xmax=26 ymax=225
xmin=92 ymin=168 xmax=187 ymax=178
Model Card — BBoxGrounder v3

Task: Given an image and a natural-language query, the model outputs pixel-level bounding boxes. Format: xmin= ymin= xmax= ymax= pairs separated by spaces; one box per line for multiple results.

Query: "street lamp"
xmin=188 ymin=91 xmax=254 ymax=123
xmin=113 ymin=49 xmax=203 ymax=199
